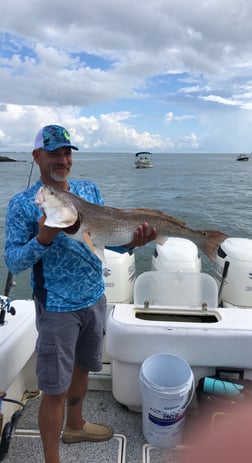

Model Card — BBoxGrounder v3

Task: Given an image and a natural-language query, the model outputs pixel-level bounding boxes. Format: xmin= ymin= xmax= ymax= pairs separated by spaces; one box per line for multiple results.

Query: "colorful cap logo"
xmin=34 ymin=125 xmax=79 ymax=151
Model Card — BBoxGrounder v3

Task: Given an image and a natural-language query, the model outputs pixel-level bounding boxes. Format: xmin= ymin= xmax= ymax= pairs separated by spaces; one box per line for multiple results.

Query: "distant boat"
xmin=134 ymin=151 xmax=154 ymax=168
xmin=237 ymin=153 xmax=249 ymax=161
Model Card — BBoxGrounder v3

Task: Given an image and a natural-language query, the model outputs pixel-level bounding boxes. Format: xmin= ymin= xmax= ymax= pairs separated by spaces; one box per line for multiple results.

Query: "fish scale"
xmin=35 ymin=185 xmax=228 ymax=263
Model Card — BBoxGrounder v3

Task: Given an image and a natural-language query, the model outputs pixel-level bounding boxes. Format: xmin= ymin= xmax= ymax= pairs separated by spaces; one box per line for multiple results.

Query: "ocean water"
xmin=1 ymin=151 xmax=252 ymax=300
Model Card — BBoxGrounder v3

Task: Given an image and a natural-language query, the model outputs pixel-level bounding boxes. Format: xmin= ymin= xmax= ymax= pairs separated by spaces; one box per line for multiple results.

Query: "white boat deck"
xmin=1 ymin=386 xmax=189 ymax=463
xmin=2 ymin=242 xmax=252 ymax=461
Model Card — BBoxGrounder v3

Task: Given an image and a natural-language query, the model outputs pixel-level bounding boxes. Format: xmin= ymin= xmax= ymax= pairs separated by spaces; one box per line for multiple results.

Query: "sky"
xmin=1 ymin=0 xmax=252 ymax=153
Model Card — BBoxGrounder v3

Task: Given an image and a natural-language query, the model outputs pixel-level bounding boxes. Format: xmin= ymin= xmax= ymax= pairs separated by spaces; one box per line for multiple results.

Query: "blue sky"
xmin=1 ymin=0 xmax=252 ymax=153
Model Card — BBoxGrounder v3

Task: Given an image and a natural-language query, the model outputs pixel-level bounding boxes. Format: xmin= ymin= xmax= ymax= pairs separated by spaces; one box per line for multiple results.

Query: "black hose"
xmin=218 ymin=261 xmax=230 ymax=306
xmin=4 ymin=273 xmax=14 ymax=298
xmin=0 ymin=399 xmax=25 ymax=460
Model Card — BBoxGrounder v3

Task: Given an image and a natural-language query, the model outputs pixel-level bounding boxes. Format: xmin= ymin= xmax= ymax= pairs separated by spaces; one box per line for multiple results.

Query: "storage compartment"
xmin=107 ymin=304 xmax=252 ymax=410
xmin=135 ymin=309 xmax=218 ymax=323
xmin=106 ymin=271 xmax=252 ymax=410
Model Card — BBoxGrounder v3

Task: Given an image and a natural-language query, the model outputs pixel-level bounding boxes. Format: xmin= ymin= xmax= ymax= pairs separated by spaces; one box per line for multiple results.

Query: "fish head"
xmin=35 ymin=185 xmax=78 ymax=228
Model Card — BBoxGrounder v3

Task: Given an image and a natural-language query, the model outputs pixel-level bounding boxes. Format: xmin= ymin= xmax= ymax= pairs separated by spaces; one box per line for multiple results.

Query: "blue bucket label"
xmin=148 ymin=407 xmax=185 ymax=427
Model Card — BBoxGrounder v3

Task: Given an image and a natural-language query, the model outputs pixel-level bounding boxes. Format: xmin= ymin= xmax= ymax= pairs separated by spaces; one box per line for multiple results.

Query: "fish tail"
xmin=199 ymin=230 xmax=228 ymax=262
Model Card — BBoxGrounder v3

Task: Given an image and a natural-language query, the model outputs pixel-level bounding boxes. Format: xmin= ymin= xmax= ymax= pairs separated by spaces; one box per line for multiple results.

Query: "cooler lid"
xmin=134 ymin=271 xmax=218 ymax=308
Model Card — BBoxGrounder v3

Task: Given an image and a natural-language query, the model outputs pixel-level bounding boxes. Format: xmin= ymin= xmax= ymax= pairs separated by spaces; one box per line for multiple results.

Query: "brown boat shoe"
xmin=62 ymin=421 xmax=113 ymax=443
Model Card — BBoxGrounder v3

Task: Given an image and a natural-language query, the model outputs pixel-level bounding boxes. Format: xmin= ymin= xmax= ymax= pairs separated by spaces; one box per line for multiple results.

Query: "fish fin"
xmin=199 ymin=230 xmax=228 ymax=262
xmin=82 ymin=231 xmax=95 ymax=253
xmin=82 ymin=231 xmax=106 ymax=264
xmin=129 ymin=208 xmax=186 ymax=227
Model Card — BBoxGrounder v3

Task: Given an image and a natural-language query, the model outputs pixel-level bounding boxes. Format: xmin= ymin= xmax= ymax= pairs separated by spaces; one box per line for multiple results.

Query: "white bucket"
xmin=139 ymin=353 xmax=194 ymax=448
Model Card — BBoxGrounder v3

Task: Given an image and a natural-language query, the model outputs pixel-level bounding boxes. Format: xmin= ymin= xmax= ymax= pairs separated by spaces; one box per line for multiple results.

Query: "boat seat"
xmin=134 ymin=271 xmax=218 ymax=308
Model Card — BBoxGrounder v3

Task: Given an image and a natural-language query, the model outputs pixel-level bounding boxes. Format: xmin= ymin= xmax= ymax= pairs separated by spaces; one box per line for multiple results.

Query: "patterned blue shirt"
xmin=5 ymin=179 xmax=127 ymax=312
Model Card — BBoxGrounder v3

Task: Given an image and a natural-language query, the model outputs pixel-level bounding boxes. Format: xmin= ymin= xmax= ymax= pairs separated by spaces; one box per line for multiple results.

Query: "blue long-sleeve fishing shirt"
xmin=5 ymin=179 xmax=129 ymax=312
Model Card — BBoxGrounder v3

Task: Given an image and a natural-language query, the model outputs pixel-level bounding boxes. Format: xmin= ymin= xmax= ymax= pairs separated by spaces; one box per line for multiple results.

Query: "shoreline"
xmin=0 ymin=155 xmax=17 ymax=162
xmin=0 ymin=155 xmax=26 ymax=162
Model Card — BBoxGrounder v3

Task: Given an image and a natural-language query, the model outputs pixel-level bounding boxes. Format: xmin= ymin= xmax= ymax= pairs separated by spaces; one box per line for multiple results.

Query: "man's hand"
xmin=36 ymin=214 xmax=61 ymax=246
xmin=124 ymin=223 xmax=157 ymax=248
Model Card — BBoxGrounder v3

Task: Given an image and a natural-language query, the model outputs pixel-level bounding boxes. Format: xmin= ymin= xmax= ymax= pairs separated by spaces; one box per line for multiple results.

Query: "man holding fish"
xmin=5 ymin=125 xmax=157 ymax=463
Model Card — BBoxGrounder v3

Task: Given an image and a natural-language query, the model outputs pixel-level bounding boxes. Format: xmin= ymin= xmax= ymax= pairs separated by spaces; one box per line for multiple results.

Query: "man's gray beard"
xmin=50 ymin=172 xmax=69 ymax=183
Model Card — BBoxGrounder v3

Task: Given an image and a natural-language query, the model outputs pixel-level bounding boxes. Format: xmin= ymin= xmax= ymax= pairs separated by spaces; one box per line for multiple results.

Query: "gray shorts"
xmin=34 ymin=294 xmax=107 ymax=394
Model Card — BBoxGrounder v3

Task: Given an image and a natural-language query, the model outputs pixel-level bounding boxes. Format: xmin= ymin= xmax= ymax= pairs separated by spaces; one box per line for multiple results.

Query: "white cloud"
xmin=0 ymin=0 xmax=252 ymax=152
xmin=200 ymin=95 xmax=241 ymax=106
xmin=164 ymin=112 xmax=196 ymax=123
xmin=0 ymin=105 xmax=171 ymax=152
xmin=177 ymin=133 xmax=199 ymax=149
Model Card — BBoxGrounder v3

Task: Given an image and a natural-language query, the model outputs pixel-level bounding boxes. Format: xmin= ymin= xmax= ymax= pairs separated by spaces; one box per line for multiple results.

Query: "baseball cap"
xmin=34 ymin=125 xmax=79 ymax=151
